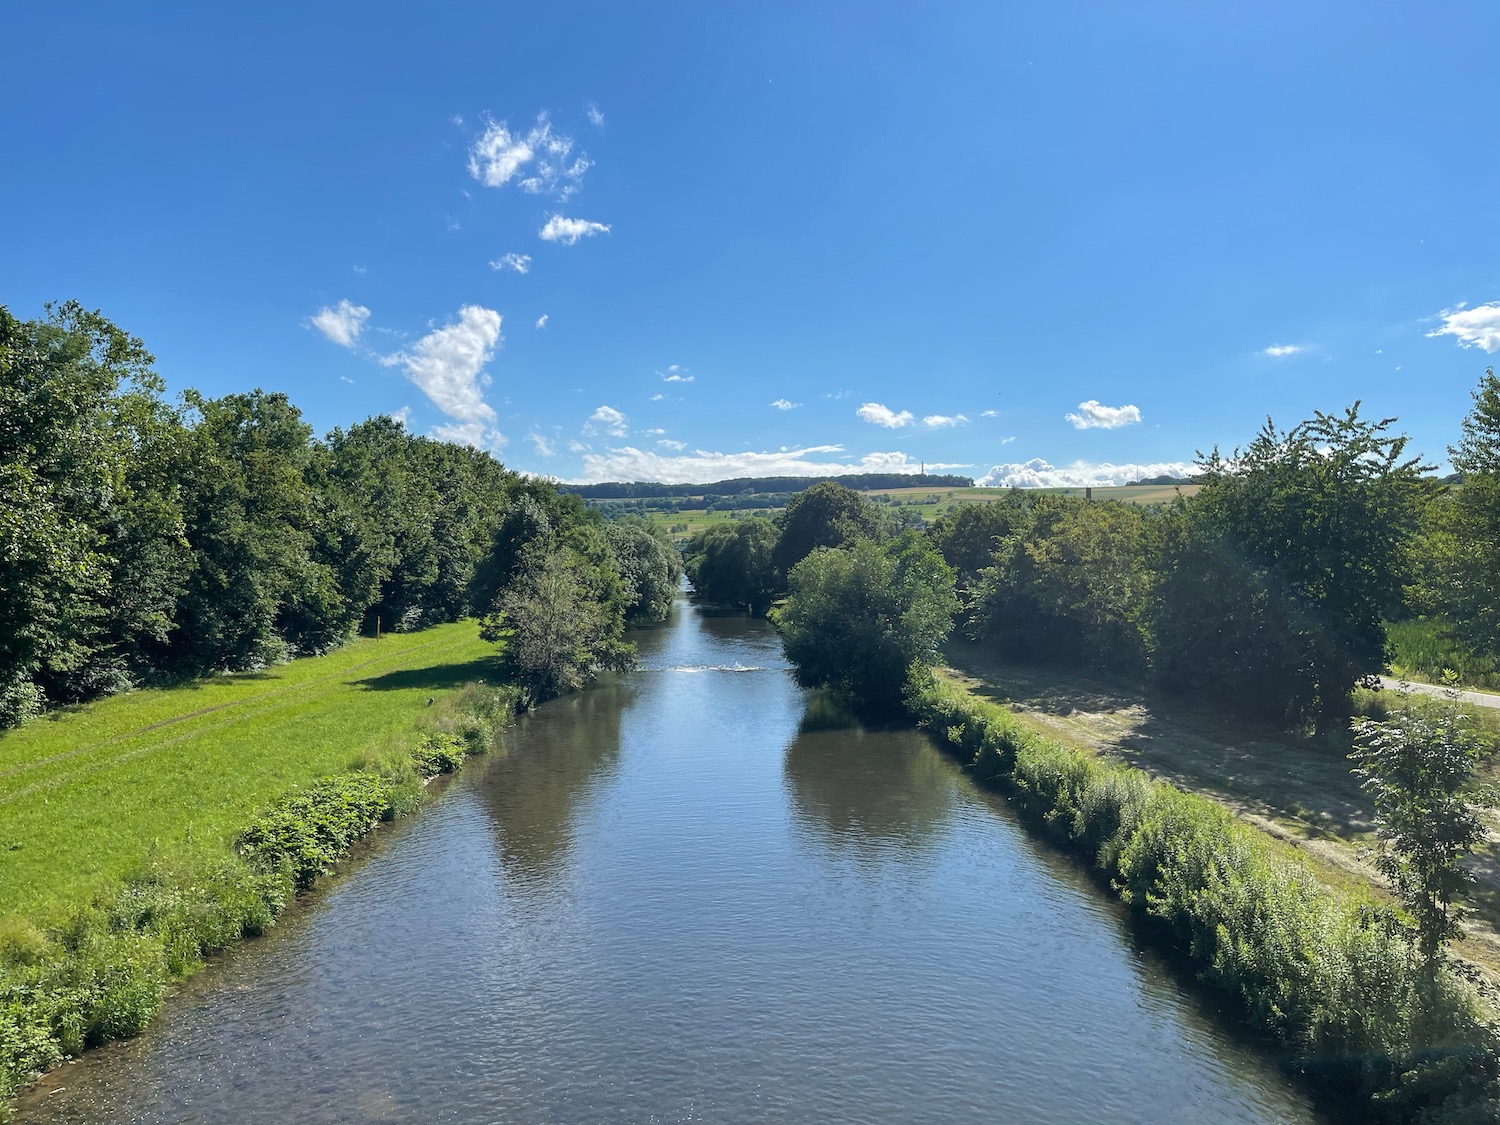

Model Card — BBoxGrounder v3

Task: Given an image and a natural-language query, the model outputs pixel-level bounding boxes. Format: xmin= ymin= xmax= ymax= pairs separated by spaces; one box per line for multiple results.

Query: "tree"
xmin=683 ymin=518 xmax=779 ymax=613
xmin=778 ymin=533 xmax=958 ymax=712
xmin=606 ymin=517 xmax=682 ymax=625
xmin=1420 ymin=369 xmax=1500 ymax=664
xmin=926 ymin=493 xmax=1034 ymax=589
xmin=1153 ymin=404 xmax=1431 ymax=732
xmin=480 ymin=546 xmax=634 ymax=707
xmin=1350 ymin=687 xmax=1486 ymax=977
xmin=967 ymin=496 xmax=1150 ymax=673
xmin=770 ymin=481 xmax=884 ymax=581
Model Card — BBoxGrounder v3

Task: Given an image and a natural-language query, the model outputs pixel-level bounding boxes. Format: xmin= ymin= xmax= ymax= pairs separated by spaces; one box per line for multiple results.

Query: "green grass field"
xmin=0 ymin=622 xmax=498 ymax=925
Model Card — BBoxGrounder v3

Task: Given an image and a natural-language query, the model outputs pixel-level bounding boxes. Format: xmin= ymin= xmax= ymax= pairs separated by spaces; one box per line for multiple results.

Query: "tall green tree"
xmin=770 ymin=481 xmax=884 ymax=581
xmin=683 ymin=518 xmax=779 ymax=613
xmin=778 ymin=533 xmax=958 ymax=712
xmin=606 ymin=517 xmax=682 ymax=625
xmin=1153 ymin=404 xmax=1431 ymax=731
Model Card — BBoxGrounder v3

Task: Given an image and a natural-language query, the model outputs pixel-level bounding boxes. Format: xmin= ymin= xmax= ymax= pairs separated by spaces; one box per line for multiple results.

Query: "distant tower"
xmin=920 ymin=460 xmax=925 ymax=478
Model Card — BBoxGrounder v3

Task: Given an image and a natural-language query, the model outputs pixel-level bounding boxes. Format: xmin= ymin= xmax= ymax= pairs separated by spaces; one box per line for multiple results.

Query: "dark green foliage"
xmin=682 ymin=518 xmax=779 ymax=613
xmin=778 ymin=534 xmax=958 ymax=712
xmin=605 ymin=517 xmax=682 ymax=625
xmin=770 ymin=481 xmax=885 ymax=580
xmin=236 ymin=774 xmax=393 ymax=889
xmin=907 ymin=673 xmax=1499 ymax=1124
xmin=1152 ymin=404 xmax=1431 ymax=730
xmin=967 ymin=496 xmax=1151 ymax=673
xmin=925 ymin=492 xmax=1034 ymax=587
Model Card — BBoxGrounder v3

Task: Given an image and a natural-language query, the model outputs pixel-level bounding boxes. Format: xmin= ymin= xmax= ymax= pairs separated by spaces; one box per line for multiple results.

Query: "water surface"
xmin=18 ymin=600 xmax=1320 ymax=1124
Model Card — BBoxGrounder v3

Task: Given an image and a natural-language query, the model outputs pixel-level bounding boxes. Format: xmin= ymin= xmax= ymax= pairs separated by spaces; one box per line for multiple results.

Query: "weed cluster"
xmin=0 ymin=683 xmax=516 ymax=1117
xmin=907 ymin=669 xmax=1500 ymax=1124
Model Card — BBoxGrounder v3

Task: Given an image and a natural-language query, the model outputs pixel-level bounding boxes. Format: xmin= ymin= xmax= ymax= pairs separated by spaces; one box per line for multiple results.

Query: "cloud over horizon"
xmin=576 ymin=444 xmax=965 ymax=484
xmin=977 ymin=457 xmax=1193 ymax=488
xmin=1065 ymin=400 xmax=1143 ymax=429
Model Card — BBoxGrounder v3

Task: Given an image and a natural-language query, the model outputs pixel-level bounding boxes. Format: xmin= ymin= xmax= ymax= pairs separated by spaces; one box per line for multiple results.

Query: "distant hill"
xmin=565 ymin=472 xmax=973 ymax=499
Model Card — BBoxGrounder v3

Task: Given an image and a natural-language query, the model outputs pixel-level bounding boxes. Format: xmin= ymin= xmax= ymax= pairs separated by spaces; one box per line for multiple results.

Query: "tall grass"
xmin=1388 ymin=618 xmax=1500 ymax=691
xmin=906 ymin=669 xmax=1500 ymax=1124
xmin=0 ymin=682 xmax=516 ymax=1118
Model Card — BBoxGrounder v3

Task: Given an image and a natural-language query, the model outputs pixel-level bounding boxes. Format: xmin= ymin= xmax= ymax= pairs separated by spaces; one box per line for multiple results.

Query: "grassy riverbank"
xmin=909 ymin=666 xmax=1500 ymax=1123
xmin=0 ymin=623 xmax=514 ymax=1115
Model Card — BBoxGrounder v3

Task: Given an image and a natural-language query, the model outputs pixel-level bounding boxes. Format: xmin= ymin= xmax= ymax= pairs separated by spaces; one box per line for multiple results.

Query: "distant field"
xmin=0 ymin=622 xmax=498 ymax=924
xmin=634 ymin=482 xmax=1202 ymax=539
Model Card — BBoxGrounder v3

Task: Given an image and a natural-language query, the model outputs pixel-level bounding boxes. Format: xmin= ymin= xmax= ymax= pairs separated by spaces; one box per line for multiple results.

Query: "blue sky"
xmin=4 ymin=3 xmax=1498 ymax=485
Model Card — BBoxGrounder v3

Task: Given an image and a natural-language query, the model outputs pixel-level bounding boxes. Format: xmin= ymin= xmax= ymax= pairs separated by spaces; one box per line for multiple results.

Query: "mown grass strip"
xmin=0 ymin=622 xmax=495 ymax=925
xmin=906 ymin=667 xmax=1500 ymax=1125
xmin=0 ymin=673 xmax=516 ymax=1119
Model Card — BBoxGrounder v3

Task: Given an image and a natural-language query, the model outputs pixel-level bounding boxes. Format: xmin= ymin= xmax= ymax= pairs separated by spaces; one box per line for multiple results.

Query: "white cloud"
xmin=770 ymin=398 xmax=801 ymax=410
xmin=352 ymin=265 xmax=367 ymax=275
xmin=659 ymin=365 xmax=694 ymax=383
xmin=856 ymin=402 xmax=914 ymax=428
xmin=923 ymin=413 xmax=969 ymax=428
xmin=642 ymin=427 xmax=666 ymax=435
xmin=388 ymin=406 xmax=412 ymax=425
xmin=1000 ymin=435 xmax=1017 ymax=445
xmin=657 ymin=439 xmax=687 ymax=451
xmin=976 ymin=458 xmax=1194 ymax=488
xmin=980 ymin=409 xmax=1000 ymax=418
xmin=490 ymin=252 xmax=531 ymax=274
xmin=528 ymin=432 xmax=556 ymax=458
xmin=309 ymin=299 xmax=371 ymax=347
xmin=649 ymin=392 xmax=666 ymax=401
xmin=339 ymin=375 xmax=355 ymax=384
xmin=567 ymin=439 xmax=590 ymax=453
xmin=588 ymin=404 xmax=629 ymax=437
xmin=577 ymin=444 xmax=965 ymax=485
xmin=586 ymin=103 xmax=605 ymax=127
xmin=468 ymin=112 xmax=589 ymax=198
xmin=534 ymin=314 xmax=549 ymax=330
xmin=388 ymin=305 xmax=504 ymax=448
xmin=1427 ymin=302 xmax=1500 ymax=353
xmin=540 ymin=214 xmax=611 ymax=245
xmin=1262 ymin=344 xmax=1302 ymax=357
xmin=1065 ymin=400 xmax=1142 ymax=430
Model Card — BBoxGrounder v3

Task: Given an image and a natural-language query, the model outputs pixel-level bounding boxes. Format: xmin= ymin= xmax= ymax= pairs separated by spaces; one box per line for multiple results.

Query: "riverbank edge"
xmin=0 ymin=679 xmax=519 ymax=1120
xmin=905 ymin=666 xmax=1500 ymax=1124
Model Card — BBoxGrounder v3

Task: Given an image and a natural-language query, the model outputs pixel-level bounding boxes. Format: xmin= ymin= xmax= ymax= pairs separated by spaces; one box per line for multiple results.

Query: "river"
xmin=16 ymin=599 xmax=1320 ymax=1124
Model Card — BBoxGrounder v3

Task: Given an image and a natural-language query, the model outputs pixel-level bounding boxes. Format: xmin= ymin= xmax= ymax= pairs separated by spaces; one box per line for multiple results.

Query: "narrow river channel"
xmin=18 ymin=599 xmax=1321 ymax=1124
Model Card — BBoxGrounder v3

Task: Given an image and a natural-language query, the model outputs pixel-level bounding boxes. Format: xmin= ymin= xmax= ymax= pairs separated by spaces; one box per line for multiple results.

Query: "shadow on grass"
xmin=354 ymin=655 xmax=505 ymax=692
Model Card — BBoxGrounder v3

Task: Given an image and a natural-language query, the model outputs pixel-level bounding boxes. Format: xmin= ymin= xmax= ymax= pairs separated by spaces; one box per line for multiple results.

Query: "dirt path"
xmin=942 ymin=643 xmax=1500 ymax=995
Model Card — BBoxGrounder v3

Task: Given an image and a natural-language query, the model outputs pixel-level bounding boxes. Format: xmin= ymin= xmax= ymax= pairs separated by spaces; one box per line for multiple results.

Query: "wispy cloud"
xmin=490 ymin=252 xmax=531 ymax=274
xmin=1262 ymin=344 xmax=1302 ymax=357
xmin=586 ymin=103 xmax=605 ymax=127
xmin=649 ymin=392 xmax=666 ymax=401
xmin=468 ymin=112 xmax=590 ymax=198
xmin=980 ymin=409 xmax=1000 ymax=418
xmin=577 ymin=445 xmax=966 ymax=485
xmin=856 ymin=402 xmax=914 ymax=428
xmin=386 ymin=305 xmax=504 ymax=448
xmin=977 ymin=458 xmax=1193 ymax=488
xmin=535 ymin=314 xmax=549 ymax=330
xmin=1427 ymin=301 xmax=1500 ymax=353
xmin=540 ymin=214 xmax=611 ymax=245
xmin=923 ymin=413 xmax=968 ymax=428
xmin=389 ymin=406 xmax=412 ymax=425
xmin=528 ymin=432 xmax=556 ymax=458
xmin=770 ymin=398 xmax=801 ymax=410
xmin=309 ymin=299 xmax=371 ymax=347
xmin=1065 ymin=400 xmax=1142 ymax=430
xmin=588 ymin=404 xmax=629 ymax=437
xmin=657 ymin=439 xmax=687 ymax=451
xmin=1000 ymin=436 xmax=1017 ymax=445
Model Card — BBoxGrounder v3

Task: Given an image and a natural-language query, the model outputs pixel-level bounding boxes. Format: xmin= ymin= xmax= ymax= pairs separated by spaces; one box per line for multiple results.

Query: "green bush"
xmin=906 ymin=672 xmax=1499 ymax=1124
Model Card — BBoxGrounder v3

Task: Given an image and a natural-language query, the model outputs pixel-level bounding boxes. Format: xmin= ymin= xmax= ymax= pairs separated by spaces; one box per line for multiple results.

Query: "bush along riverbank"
xmin=0 ymin=682 xmax=517 ymax=1118
xmin=905 ymin=668 xmax=1500 ymax=1125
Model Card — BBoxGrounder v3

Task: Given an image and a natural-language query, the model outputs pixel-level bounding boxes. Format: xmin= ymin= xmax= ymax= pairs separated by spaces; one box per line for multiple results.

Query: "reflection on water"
xmin=16 ymin=599 xmax=1322 ymax=1125
xmin=784 ymin=698 xmax=956 ymax=859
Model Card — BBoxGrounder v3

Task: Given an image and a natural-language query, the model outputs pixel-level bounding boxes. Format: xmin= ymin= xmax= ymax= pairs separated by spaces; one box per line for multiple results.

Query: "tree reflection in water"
xmin=782 ymin=691 xmax=957 ymax=861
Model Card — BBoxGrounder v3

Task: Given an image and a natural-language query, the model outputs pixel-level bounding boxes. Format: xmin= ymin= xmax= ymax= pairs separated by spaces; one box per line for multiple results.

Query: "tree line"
xmin=688 ymin=373 xmax=1500 ymax=735
xmin=0 ymin=302 xmax=680 ymax=726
